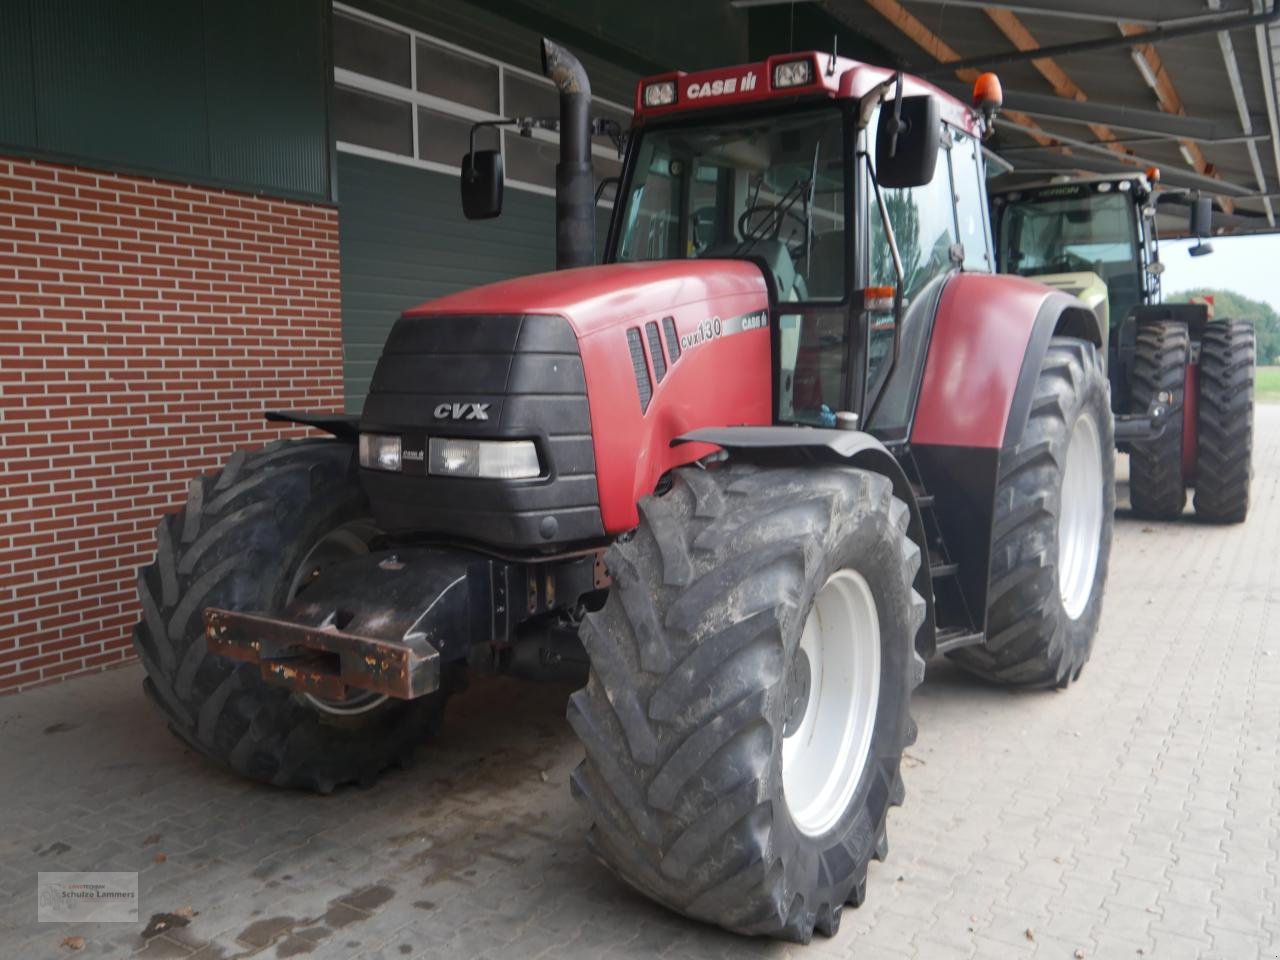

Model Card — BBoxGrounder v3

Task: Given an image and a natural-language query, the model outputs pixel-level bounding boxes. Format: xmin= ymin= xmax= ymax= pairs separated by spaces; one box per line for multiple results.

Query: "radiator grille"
xmin=626 ymin=327 xmax=653 ymax=412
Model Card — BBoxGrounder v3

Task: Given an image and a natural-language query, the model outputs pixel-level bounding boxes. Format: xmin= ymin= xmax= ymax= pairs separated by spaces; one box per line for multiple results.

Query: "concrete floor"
xmin=2 ymin=407 xmax=1278 ymax=960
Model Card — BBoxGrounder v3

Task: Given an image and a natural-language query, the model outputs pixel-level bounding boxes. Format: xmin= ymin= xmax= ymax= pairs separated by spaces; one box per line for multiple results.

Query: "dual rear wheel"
xmin=1127 ymin=320 xmax=1255 ymax=523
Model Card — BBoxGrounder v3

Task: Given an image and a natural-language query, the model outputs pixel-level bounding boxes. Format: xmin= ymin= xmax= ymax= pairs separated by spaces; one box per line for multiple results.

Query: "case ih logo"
xmin=433 ymin=402 xmax=490 ymax=421
xmin=686 ymin=72 xmax=758 ymax=100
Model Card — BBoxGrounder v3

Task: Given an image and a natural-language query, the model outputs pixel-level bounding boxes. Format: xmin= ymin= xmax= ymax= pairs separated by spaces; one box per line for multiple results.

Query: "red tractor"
xmin=135 ymin=42 xmax=1113 ymax=942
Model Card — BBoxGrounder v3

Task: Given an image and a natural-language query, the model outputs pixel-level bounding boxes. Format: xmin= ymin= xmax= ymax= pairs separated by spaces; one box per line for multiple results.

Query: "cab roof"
xmin=633 ymin=51 xmax=981 ymax=137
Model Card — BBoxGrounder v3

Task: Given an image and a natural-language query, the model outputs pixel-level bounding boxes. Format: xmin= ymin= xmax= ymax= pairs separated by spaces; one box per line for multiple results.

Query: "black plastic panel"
xmin=359 ymin=313 xmax=604 ymax=550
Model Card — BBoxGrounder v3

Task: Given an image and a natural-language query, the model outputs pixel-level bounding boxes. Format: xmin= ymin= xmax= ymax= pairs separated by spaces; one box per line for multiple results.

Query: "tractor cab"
xmin=464 ymin=51 xmax=998 ymax=438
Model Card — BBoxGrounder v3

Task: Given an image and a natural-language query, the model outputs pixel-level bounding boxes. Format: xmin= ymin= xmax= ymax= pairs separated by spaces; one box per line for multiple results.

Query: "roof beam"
xmin=993 ymin=116 xmax=1257 ymax=196
xmin=1120 ymin=22 xmax=1235 ymax=213
xmin=897 ymin=0 xmax=1253 ymax=28
xmin=982 ymin=7 xmax=1130 ymax=158
xmin=1212 ymin=1 xmax=1274 ymax=224
xmin=858 ymin=0 xmax=1063 ymax=148
xmin=935 ymin=81 xmax=1242 ymax=140
xmin=1256 ymin=3 xmax=1280 ymax=215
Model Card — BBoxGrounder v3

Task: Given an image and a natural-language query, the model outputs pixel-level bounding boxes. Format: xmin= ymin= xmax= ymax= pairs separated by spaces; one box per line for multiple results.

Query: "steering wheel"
xmin=691 ymin=205 xmax=718 ymax=252
xmin=738 ymin=202 xmax=809 ymax=258
xmin=1043 ymin=251 xmax=1095 ymax=274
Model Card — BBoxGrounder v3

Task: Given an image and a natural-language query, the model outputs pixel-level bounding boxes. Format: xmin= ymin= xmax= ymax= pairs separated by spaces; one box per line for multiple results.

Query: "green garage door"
xmin=337 ymin=151 xmax=560 ymax=412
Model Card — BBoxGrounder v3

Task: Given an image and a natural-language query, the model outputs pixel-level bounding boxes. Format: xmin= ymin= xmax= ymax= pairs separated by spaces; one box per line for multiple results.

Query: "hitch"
xmin=204 ymin=546 xmax=604 ymax=701
xmin=206 ymin=607 xmax=440 ymax=700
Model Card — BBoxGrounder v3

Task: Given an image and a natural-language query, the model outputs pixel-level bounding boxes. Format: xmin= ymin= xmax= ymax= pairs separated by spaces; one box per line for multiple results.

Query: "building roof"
xmin=822 ymin=0 xmax=1280 ymax=236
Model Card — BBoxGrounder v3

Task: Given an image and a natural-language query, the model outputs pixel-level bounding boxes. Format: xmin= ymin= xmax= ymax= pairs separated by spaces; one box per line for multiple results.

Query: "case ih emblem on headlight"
xmin=433 ymin=402 xmax=490 ymax=421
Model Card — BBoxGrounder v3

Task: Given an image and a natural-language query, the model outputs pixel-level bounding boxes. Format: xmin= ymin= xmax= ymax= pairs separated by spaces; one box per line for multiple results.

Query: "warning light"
xmin=972 ymin=72 xmax=1003 ymax=112
xmin=1145 ymin=166 xmax=1161 ymax=183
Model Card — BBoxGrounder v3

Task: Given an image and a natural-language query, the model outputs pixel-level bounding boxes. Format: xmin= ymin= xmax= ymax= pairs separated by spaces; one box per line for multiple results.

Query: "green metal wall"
xmin=337 ymin=152 xmax=610 ymax=410
xmin=0 ymin=0 xmax=332 ymax=202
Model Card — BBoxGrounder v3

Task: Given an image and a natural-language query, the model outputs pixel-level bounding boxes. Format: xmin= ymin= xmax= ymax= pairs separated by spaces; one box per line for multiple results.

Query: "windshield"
xmin=613 ymin=107 xmax=846 ymax=301
xmin=998 ymin=190 xmax=1144 ymax=315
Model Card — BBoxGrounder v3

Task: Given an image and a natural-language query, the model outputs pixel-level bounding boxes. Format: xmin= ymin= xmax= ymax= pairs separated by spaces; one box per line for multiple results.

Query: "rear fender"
xmin=674 ymin=426 xmax=937 ymax=658
xmin=265 ymin=410 xmax=359 ymax=442
xmin=909 ymin=274 xmax=1103 ymax=632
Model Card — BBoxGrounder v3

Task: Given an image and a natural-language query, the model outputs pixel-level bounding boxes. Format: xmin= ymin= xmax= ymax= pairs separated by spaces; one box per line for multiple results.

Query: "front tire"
xmin=950 ymin=337 xmax=1114 ymax=688
xmin=133 ymin=439 xmax=454 ymax=792
xmin=1194 ymin=320 xmax=1255 ymax=523
xmin=568 ymin=464 xmax=926 ymax=941
xmin=1128 ymin=321 xmax=1188 ymax=519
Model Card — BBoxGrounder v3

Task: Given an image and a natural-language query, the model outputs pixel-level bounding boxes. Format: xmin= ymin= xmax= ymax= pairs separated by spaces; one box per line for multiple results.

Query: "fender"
xmin=265 ymin=409 xmax=359 ymax=442
xmin=674 ymin=426 xmax=939 ymax=658
xmin=909 ymin=273 xmax=1103 ymax=635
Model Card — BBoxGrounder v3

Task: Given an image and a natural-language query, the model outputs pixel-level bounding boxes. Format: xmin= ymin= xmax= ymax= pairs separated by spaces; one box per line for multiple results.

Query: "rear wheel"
xmin=133 ymin=439 xmax=455 ymax=791
xmin=569 ymin=464 xmax=926 ymax=942
xmin=1194 ymin=320 xmax=1255 ymax=523
xmin=950 ymin=337 xmax=1114 ymax=687
xmin=1128 ymin=321 xmax=1188 ymax=519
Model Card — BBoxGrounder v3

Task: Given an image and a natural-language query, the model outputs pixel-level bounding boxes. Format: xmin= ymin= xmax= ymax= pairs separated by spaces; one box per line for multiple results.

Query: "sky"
xmin=1162 ymin=233 xmax=1280 ymax=313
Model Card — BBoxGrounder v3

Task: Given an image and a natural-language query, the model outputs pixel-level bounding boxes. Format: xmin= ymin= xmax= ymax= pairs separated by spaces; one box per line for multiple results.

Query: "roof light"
xmin=643 ymin=81 xmax=676 ymax=107
xmin=1097 ymin=181 xmax=1113 ymax=192
xmin=1146 ymin=165 xmax=1161 ymax=183
xmin=773 ymin=59 xmax=812 ymax=89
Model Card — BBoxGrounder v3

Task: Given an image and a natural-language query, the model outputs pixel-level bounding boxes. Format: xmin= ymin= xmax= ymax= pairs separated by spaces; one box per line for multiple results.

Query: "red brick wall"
xmin=0 ymin=155 xmax=344 ymax=693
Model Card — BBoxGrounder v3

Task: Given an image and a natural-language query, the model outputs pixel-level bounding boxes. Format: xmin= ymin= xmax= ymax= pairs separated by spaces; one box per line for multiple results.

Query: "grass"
xmin=1258 ymin=366 xmax=1280 ymax=405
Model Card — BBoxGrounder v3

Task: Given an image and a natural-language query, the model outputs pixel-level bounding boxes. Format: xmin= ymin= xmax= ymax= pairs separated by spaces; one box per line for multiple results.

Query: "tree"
xmin=1167 ymin=288 xmax=1280 ymax=364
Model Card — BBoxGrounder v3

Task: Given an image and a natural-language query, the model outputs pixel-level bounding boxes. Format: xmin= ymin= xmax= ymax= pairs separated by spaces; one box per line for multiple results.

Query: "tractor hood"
xmin=401 ymin=260 xmax=769 ymax=339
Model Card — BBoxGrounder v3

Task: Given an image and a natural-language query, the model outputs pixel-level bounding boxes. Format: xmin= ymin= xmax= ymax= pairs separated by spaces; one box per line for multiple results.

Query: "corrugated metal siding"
xmin=204 ymin=0 xmax=331 ymax=198
xmin=28 ymin=1 xmax=208 ymax=176
xmin=339 ymin=151 xmax=557 ymax=411
xmin=2 ymin=0 xmax=331 ymax=202
xmin=0 ymin=2 xmax=36 ymax=148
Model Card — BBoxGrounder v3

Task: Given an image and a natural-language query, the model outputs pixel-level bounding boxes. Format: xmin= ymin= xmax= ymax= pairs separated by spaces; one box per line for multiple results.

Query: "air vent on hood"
xmin=626 ymin=327 xmax=652 ymax=412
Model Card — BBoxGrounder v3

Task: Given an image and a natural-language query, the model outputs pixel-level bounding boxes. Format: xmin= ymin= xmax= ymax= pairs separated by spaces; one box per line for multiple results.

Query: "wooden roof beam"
xmin=982 ymin=7 xmax=1133 ymax=159
xmin=861 ymin=0 xmax=1063 ymax=149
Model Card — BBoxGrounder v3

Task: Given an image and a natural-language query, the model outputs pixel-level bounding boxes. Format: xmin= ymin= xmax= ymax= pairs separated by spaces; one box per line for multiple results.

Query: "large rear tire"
xmin=1128 ymin=321 xmax=1188 ymax=519
xmin=133 ymin=439 xmax=455 ymax=792
xmin=1193 ymin=320 xmax=1254 ymax=523
xmin=569 ymin=464 xmax=926 ymax=942
xmin=950 ymin=337 xmax=1114 ymax=687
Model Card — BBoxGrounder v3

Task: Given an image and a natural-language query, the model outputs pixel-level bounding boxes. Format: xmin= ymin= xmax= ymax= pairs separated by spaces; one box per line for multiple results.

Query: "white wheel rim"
xmin=781 ymin=569 xmax=881 ymax=837
xmin=287 ymin=521 xmax=389 ymax=717
xmin=1058 ymin=412 xmax=1104 ymax=620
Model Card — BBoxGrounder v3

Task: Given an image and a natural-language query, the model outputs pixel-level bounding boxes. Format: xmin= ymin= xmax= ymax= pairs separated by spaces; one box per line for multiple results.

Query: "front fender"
xmin=674 ymin=426 xmax=938 ymax=658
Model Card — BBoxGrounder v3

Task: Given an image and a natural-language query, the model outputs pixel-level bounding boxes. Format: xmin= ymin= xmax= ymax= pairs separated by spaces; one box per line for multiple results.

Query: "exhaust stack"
xmin=541 ymin=38 xmax=595 ymax=270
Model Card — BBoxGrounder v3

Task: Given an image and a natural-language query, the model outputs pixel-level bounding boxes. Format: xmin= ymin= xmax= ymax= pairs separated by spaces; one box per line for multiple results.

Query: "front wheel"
xmin=950 ymin=337 xmax=1115 ymax=687
xmin=133 ymin=440 xmax=455 ymax=792
xmin=568 ymin=464 xmax=926 ymax=941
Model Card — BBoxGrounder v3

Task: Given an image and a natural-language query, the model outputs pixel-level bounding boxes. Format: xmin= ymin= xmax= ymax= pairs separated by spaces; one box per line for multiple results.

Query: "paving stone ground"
xmin=3 ymin=407 xmax=1279 ymax=960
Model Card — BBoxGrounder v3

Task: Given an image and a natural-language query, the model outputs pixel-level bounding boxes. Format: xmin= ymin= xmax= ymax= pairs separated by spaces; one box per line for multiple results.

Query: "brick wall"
xmin=0 ymin=156 xmax=344 ymax=694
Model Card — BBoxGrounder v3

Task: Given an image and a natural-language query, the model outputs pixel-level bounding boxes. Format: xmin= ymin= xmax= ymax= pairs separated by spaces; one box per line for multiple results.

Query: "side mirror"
xmin=1189 ymin=241 xmax=1215 ymax=258
xmin=1190 ymin=195 xmax=1213 ymax=239
xmin=875 ymin=95 xmax=940 ymax=189
xmin=461 ymin=150 xmax=504 ymax=220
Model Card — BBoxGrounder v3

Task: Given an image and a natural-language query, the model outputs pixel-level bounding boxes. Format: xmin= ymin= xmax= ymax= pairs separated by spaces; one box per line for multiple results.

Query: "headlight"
xmin=428 ymin=438 xmax=541 ymax=479
xmin=773 ymin=59 xmax=812 ymax=89
xmin=359 ymin=433 xmax=401 ymax=472
xmin=643 ymin=81 xmax=676 ymax=107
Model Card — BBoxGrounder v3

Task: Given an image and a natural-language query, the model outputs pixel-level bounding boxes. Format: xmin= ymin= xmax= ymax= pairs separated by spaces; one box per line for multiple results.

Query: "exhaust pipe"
xmin=541 ymin=38 xmax=595 ymax=270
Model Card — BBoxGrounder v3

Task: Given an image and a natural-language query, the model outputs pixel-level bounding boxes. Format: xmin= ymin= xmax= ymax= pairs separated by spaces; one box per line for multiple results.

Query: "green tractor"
xmin=991 ymin=173 xmax=1255 ymax=522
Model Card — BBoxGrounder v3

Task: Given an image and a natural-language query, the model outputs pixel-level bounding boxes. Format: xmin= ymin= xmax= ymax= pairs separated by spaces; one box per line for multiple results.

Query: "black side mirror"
xmin=461 ymin=150 xmax=504 ymax=220
xmin=1190 ymin=195 xmax=1213 ymax=238
xmin=875 ymin=95 xmax=940 ymax=190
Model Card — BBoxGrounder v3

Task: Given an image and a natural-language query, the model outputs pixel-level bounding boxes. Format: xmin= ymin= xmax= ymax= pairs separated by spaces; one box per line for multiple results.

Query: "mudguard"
xmin=674 ymin=426 xmax=938 ymax=657
xmin=908 ymin=273 xmax=1103 ymax=634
